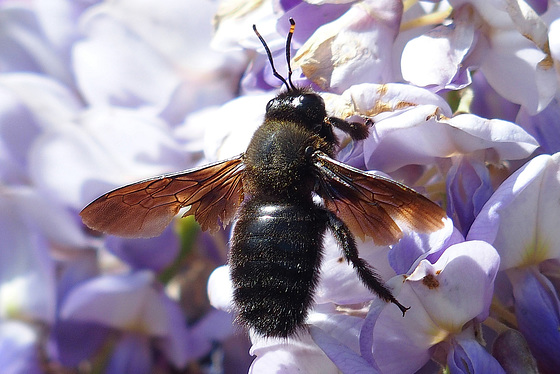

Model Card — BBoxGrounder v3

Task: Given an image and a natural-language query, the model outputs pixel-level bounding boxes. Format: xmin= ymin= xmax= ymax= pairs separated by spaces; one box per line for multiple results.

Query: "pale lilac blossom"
xmin=363 ymin=241 xmax=501 ymax=373
xmin=2 ymin=0 xmax=560 ymax=372
xmin=0 ymin=189 xmax=60 ymax=322
xmin=516 ymin=98 xmax=560 ymax=154
xmin=402 ymin=1 xmax=557 ymax=114
xmin=302 ymin=239 xmax=503 ymax=373
xmin=325 ymin=83 xmax=538 ymax=172
xmin=248 ymin=331 xmax=339 ymax=374
xmin=0 ymin=321 xmax=42 ymax=374
xmin=60 ymin=270 xmax=194 ymax=370
xmin=73 ymin=0 xmax=244 ymax=121
xmin=468 ymin=153 xmax=560 ymax=372
xmin=292 ymin=0 xmax=403 ymax=92
xmin=1 ymin=0 xmax=248 ymax=372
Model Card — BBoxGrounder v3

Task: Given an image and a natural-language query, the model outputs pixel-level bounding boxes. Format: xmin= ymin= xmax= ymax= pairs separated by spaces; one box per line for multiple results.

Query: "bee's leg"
xmin=325 ymin=117 xmax=372 ymax=141
xmin=325 ymin=211 xmax=409 ymax=316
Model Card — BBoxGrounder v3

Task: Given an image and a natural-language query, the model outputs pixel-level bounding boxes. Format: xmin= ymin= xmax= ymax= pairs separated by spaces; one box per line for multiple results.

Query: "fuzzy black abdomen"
xmin=230 ymin=199 xmax=326 ymax=337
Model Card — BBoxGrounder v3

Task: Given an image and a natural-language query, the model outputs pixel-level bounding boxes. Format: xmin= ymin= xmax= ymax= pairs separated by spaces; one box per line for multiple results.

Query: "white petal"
xmin=207 ymin=265 xmax=234 ymax=312
xmin=293 ymin=0 xmax=402 ymax=91
xmin=468 ymin=153 xmax=560 ymax=269
xmin=249 ymin=332 xmax=339 ymax=374
xmin=402 ymin=9 xmax=475 ymax=89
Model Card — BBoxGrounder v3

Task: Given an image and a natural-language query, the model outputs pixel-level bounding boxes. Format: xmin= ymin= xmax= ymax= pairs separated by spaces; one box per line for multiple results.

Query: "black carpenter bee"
xmin=80 ymin=19 xmax=446 ymax=338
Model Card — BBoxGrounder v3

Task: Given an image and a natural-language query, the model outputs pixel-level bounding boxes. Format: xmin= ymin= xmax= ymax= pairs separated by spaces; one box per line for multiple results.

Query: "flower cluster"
xmin=1 ymin=0 xmax=559 ymax=373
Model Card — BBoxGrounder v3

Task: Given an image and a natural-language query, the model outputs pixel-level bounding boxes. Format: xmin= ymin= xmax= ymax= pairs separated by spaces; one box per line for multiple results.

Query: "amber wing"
xmin=312 ymin=151 xmax=446 ymax=246
xmin=80 ymin=156 xmax=245 ymax=238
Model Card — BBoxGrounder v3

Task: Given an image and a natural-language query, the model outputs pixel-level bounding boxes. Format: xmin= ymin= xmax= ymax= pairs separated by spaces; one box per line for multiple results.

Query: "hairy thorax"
xmin=243 ymin=120 xmax=330 ymax=198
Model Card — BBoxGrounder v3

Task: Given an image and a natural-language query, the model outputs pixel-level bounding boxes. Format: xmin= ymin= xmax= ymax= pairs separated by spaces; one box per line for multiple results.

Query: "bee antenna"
xmin=253 ymin=24 xmax=291 ymax=91
xmin=285 ymin=18 xmax=296 ymax=91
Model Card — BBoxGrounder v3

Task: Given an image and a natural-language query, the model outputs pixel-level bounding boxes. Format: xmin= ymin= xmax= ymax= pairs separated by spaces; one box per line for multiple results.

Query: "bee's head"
xmin=265 ymin=88 xmax=327 ymax=125
xmin=265 ymin=88 xmax=336 ymax=145
xmin=255 ymin=19 xmax=336 ymax=144
xmin=255 ymin=19 xmax=326 ymax=126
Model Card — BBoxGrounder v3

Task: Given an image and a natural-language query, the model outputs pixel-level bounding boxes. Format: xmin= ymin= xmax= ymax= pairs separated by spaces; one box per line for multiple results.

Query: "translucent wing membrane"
xmin=313 ymin=151 xmax=446 ymax=245
xmin=80 ymin=156 xmax=245 ymax=237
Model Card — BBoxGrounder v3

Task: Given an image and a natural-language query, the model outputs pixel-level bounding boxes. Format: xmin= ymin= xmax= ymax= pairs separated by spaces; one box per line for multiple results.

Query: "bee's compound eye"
xmin=266 ymin=99 xmax=274 ymax=112
xmin=298 ymin=94 xmax=324 ymax=110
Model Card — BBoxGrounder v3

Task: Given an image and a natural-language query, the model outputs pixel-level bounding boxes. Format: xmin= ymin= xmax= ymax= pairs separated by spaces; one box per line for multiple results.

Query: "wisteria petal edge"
xmin=1 ymin=0 xmax=559 ymax=373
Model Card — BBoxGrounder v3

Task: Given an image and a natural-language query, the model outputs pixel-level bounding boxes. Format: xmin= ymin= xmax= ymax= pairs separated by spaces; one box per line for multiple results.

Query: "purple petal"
xmin=50 ymin=321 xmax=110 ymax=366
xmin=0 ymin=190 xmax=56 ymax=323
xmin=402 ymin=6 xmax=476 ymax=91
xmin=106 ymin=333 xmax=152 ymax=374
xmin=74 ymin=15 xmax=177 ymax=109
xmin=480 ymin=27 xmax=555 ymax=115
xmin=154 ymin=294 xmax=194 ymax=367
xmin=308 ymin=310 xmax=364 ymax=353
xmin=187 ymin=309 xmax=235 ymax=359
xmin=0 ymin=73 xmax=82 ymax=129
xmin=249 ymin=332 xmax=339 ymax=374
xmin=30 ymin=107 xmax=187 ymax=209
xmin=361 ymin=109 xmax=536 ymax=172
xmin=0 ymin=81 xmax=41 ymax=183
xmin=277 ymin=2 xmax=352 ymax=46
xmin=325 ymin=82 xmax=452 ymax=119
xmin=60 ymin=271 xmax=168 ymax=335
xmin=451 ymin=0 xmax=555 ymax=114
xmin=194 ymin=94 xmax=270 ymax=160
xmin=310 ymin=326 xmax=379 ymax=374
xmin=293 ymin=0 xmax=402 ymax=91
xmin=468 ymin=154 xmax=560 ymax=269
xmin=446 ymin=157 xmax=494 ymax=236
xmin=2 ymin=186 xmax=88 ymax=250
xmin=359 ymin=295 xmax=387 ymax=370
xmin=447 ymin=329 xmax=505 ymax=374
xmin=211 ymin=0 xmax=279 ymax=52
xmin=0 ymin=321 xmax=42 ymax=374
xmin=0 ymin=6 xmax=73 ymax=83
xmin=316 ymin=235 xmax=393 ymax=305
xmin=368 ymin=278 xmax=434 ymax=373
xmin=470 ymin=72 xmax=520 ymax=122
xmin=516 ymin=98 xmax=560 ymax=154
xmin=105 ymin=226 xmax=179 ymax=271
xmin=438 ymin=113 xmax=538 ymax=160
xmin=34 ymin=0 xmax=93 ymax=52
xmin=507 ymin=267 xmax=560 ymax=372
xmin=388 ymin=218 xmax=457 ymax=275
xmin=501 ymin=0 xmax=548 ymax=51
xmin=55 ymin=251 xmax=100 ymax=302
xmin=526 ymin=0 xmax=549 ymax=14
xmin=408 ymin=240 xmax=500 ymax=325
xmin=550 ymin=9 xmax=560 ymax=62
xmin=74 ymin=0 xmax=240 ymax=115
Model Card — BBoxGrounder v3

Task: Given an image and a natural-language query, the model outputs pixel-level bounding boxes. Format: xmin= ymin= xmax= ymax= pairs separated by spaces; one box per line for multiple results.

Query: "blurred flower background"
xmin=0 ymin=0 xmax=559 ymax=373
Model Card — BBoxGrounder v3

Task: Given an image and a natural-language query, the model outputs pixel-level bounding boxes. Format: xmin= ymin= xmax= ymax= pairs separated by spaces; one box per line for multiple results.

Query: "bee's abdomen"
xmin=230 ymin=200 xmax=326 ymax=337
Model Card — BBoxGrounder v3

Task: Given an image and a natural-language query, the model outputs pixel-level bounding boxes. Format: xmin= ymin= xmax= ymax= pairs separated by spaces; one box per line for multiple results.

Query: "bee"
xmin=80 ymin=19 xmax=446 ymax=338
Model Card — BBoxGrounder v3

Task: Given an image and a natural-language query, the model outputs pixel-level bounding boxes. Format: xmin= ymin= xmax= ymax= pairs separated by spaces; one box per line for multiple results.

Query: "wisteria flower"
xmin=402 ymin=0 xmax=557 ymax=114
xmin=60 ymin=271 xmax=194 ymax=372
xmin=321 ymin=82 xmax=538 ymax=236
xmin=2 ymin=0 xmax=560 ymax=372
xmin=468 ymin=152 xmax=560 ymax=373
xmin=307 ymin=240 xmax=501 ymax=373
xmin=0 ymin=0 xmax=248 ymax=372
xmin=0 ymin=321 xmax=43 ymax=374
xmin=292 ymin=0 xmax=403 ymax=91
